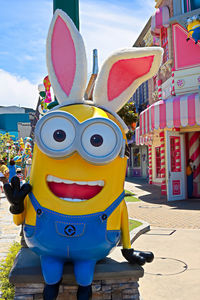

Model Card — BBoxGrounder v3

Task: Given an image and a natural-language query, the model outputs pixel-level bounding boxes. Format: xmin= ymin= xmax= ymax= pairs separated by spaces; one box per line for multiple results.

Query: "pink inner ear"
xmin=107 ymin=56 xmax=154 ymax=101
xmin=52 ymin=16 xmax=76 ymax=96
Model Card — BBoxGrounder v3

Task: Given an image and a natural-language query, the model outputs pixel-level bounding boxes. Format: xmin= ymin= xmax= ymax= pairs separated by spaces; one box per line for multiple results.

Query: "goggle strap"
xmin=119 ymin=139 xmax=126 ymax=158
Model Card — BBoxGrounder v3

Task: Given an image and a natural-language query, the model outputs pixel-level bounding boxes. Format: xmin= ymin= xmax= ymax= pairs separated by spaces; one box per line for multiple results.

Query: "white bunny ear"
xmin=46 ymin=9 xmax=87 ymax=104
xmin=93 ymin=47 xmax=163 ymax=112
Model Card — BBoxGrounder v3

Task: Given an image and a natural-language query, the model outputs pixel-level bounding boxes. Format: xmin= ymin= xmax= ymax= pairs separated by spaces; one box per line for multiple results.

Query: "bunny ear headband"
xmin=47 ymin=9 xmax=163 ymax=128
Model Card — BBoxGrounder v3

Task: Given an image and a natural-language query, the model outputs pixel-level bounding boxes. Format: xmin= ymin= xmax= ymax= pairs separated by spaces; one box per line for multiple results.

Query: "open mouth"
xmin=47 ymin=175 xmax=104 ymax=202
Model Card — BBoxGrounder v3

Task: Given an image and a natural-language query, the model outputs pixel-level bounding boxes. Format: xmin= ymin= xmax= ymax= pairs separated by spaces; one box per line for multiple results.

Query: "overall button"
xmin=37 ymin=209 xmax=42 ymax=215
xmin=101 ymin=214 xmax=107 ymax=221
xmin=64 ymin=225 xmax=76 ymax=236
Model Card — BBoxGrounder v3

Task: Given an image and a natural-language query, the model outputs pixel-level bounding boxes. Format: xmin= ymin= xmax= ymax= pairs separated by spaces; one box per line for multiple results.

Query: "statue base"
xmin=10 ymin=247 xmax=144 ymax=300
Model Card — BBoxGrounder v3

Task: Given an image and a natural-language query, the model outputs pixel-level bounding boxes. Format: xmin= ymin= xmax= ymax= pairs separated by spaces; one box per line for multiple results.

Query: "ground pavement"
xmin=125 ymin=177 xmax=200 ymax=300
xmin=0 ymin=193 xmax=20 ymax=261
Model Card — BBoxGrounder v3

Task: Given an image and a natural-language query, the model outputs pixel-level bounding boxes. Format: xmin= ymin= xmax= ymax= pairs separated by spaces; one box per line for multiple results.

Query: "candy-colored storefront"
xmin=137 ymin=92 xmax=200 ymax=201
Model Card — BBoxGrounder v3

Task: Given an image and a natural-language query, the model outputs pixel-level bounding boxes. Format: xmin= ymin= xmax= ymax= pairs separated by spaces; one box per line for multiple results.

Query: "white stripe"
xmin=180 ymin=95 xmax=188 ymax=127
xmin=154 ymin=102 xmax=160 ymax=129
xmin=136 ymin=127 xmax=139 ymax=145
xmin=195 ymin=93 xmax=200 ymax=125
xmin=166 ymin=97 xmax=174 ymax=128
xmin=145 ymin=109 xmax=148 ymax=134
xmin=141 ymin=113 xmax=144 ymax=135
xmin=189 ymin=133 xmax=197 ymax=157
xmin=149 ymin=106 xmax=152 ymax=132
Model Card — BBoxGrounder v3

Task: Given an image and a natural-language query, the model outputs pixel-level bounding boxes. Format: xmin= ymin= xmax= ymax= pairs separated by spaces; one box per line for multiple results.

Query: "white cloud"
xmin=0 ymin=69 xmax=38 ymax=108
xmin=79 ymin=0 xmax=155 ymax=75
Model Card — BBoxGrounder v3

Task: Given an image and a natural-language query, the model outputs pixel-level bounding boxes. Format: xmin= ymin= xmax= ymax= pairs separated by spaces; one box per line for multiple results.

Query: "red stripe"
xmin=140 ymin=114 xmax=143 ymax=136
xmin=160 ymin=100 xmax=166 ymax=128
xmin=191 ymin=147 xmax=200 ymax=162
xmin=189 ymin=132 xmax=199 ymax=148
xmin=188 ymin=94 xmax=196 ymax=126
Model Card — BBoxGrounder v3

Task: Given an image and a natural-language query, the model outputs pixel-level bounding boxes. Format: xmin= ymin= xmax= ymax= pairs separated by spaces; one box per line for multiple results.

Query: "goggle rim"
xmin=34 ymin=110 xmax=125 ymax=165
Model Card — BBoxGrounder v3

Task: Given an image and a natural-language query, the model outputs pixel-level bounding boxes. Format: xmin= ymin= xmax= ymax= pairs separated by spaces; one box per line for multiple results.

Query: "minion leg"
xmin=41 ymin=255 xmax=64 ymax=299
xmin=41 ymin=255 xmax=64 ymax=284
xmin=74 ymin=260 xmax=96 ymax=286
xmin=74 ymin=260 xmax=96 ymax=300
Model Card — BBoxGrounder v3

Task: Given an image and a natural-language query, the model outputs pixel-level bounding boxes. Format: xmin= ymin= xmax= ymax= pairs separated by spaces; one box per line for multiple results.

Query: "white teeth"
xmin=60 ymin=197 xmax=86 ymax=202
xmin=47 ymin=175 xmax=104 ymax=187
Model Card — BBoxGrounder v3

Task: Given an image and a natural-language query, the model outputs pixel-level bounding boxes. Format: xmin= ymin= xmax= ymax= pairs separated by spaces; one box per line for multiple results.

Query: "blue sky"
xmin=0 ymin=0 xmax=155 ymax=108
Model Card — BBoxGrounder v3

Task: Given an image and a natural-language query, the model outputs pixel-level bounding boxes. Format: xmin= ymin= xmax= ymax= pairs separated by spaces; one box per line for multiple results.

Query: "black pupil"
xmin=90 ymin=134 xmax=103 ymax=147
xmin=53 ymin=130 xmax=66 ymax=142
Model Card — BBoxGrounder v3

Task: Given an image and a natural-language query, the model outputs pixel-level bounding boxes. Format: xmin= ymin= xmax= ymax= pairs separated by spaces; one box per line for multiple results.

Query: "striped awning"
xmin=151 ymin=6 xmax=170 ymax=36
xmin=135 ymin=127 xmax=152 ymax=145
xmin=139 ymin=93 xmax=200 ymax=136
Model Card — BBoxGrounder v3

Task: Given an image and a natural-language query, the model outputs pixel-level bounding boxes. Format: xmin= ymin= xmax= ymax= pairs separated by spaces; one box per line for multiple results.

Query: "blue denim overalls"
xmin=24 ymin=191 xmax=125 ymax=285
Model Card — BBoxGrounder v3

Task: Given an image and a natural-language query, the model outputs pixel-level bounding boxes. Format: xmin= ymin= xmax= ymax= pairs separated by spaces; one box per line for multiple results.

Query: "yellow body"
xmin=13 ymin=104 xmax=131 ymax=249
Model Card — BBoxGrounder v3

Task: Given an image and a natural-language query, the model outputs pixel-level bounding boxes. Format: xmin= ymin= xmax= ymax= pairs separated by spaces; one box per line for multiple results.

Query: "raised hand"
xmin=122 ymin=248 xmax=154 ymax=266
xmin=4 ymin=176 xmax=32 ymax=214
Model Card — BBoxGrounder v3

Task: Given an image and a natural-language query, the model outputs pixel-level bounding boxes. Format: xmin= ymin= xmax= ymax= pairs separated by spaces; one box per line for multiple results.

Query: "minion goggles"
xmin=35 ymin=111 xmax=126 ymax=165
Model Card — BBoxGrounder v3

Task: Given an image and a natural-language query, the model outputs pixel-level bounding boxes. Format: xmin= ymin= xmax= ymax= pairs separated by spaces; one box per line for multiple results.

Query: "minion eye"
xmin=40 ymin=117 xmax=75 ymax=151
xmin=81 ymin=123 xmax=117 ymax=157
xmin=53 ymin=130 xmax=66 ymax=142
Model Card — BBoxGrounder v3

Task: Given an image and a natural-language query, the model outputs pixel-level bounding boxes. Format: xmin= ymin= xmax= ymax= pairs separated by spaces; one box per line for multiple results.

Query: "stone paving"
xmin=125 ymin=178 xmax=200 ymax=229
xmin=0 ymin=193 xmax=20 ymax=261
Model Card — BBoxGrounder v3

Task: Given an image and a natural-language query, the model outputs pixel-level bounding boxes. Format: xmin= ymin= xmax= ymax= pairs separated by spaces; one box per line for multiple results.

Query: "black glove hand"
xmin=122 ymin=248 xmax=154 ymax=266
xmin=4 ymin=176 xmax=32 ymax=214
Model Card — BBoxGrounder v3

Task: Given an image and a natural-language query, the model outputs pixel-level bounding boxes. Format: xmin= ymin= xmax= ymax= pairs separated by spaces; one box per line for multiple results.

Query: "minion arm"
xmin=121 ymin=200 xmax=131 ymax=249
xmin=13 ymin=210 xmax=26 ymax=225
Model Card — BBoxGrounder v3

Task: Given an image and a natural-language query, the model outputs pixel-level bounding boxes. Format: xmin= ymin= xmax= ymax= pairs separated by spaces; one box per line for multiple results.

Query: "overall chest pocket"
xmin=55 ymin=222 xmax=85 ymax=238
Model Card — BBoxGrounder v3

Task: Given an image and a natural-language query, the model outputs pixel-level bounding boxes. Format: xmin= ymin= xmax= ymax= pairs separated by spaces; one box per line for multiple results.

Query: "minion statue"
xmin=186 ymin=14 xmax=200 ymax=44
xmin=4 ymin=10 xmax=163 ymax=300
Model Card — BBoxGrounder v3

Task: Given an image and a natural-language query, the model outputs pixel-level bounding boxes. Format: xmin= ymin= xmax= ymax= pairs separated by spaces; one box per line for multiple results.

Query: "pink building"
xmin=136 ymin=0 xmax=200 ymax=201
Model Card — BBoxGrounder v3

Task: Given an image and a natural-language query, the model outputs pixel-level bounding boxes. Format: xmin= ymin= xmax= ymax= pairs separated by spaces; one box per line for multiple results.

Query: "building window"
xmin=155 ymin=147 xmax=161 ymax=178
xmin=161 ymin=27 xmax=169 ymax=64
xmin=170 ymin=137 xmax=181 ymax=172
xmin=133 ymin=148 xmax=141 ymax=167
xmin=183 ymin=0 xmax=200 ymax=12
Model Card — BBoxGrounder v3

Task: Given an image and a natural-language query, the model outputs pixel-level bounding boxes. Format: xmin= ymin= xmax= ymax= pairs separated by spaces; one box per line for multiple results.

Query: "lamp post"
xmin=53 ymin=0 xmax=79 ymax=30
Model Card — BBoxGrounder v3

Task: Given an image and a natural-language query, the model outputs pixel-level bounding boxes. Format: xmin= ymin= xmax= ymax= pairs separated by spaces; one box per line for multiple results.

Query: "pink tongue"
xmin=48 ymin=182 xmax=103 ymax=199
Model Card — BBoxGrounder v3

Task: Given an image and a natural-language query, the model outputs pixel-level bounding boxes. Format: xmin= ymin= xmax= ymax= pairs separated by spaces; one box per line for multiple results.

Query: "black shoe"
xmin=43 ymin=280 xmax=62 ymax=300
xmin=77 ymin=285 xmax=92 ymax=300
xmin=134 ymin=250 xmax=154 ymax=263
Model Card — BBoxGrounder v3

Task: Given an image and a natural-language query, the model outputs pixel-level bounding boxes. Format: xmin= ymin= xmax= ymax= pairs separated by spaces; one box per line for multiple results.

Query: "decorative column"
xmin=189 ymin=132 xmax=200 ymax=196
xmin=157 ymin=79 xmax=162 ymax=100
xmin=160 ymin=131 xmax=167 ymax=195
xmin=171 ymin=68 xmax=176 ymax=96
xmin=148 ymin=144 xmax=153 ymax=184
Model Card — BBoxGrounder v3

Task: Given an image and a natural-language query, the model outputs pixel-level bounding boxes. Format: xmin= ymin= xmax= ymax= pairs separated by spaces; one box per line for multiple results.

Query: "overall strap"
xmin=29 ymin=192 xmax=43 ymax=212
xmin=100 ymin=191 xmax=125 ymax=221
